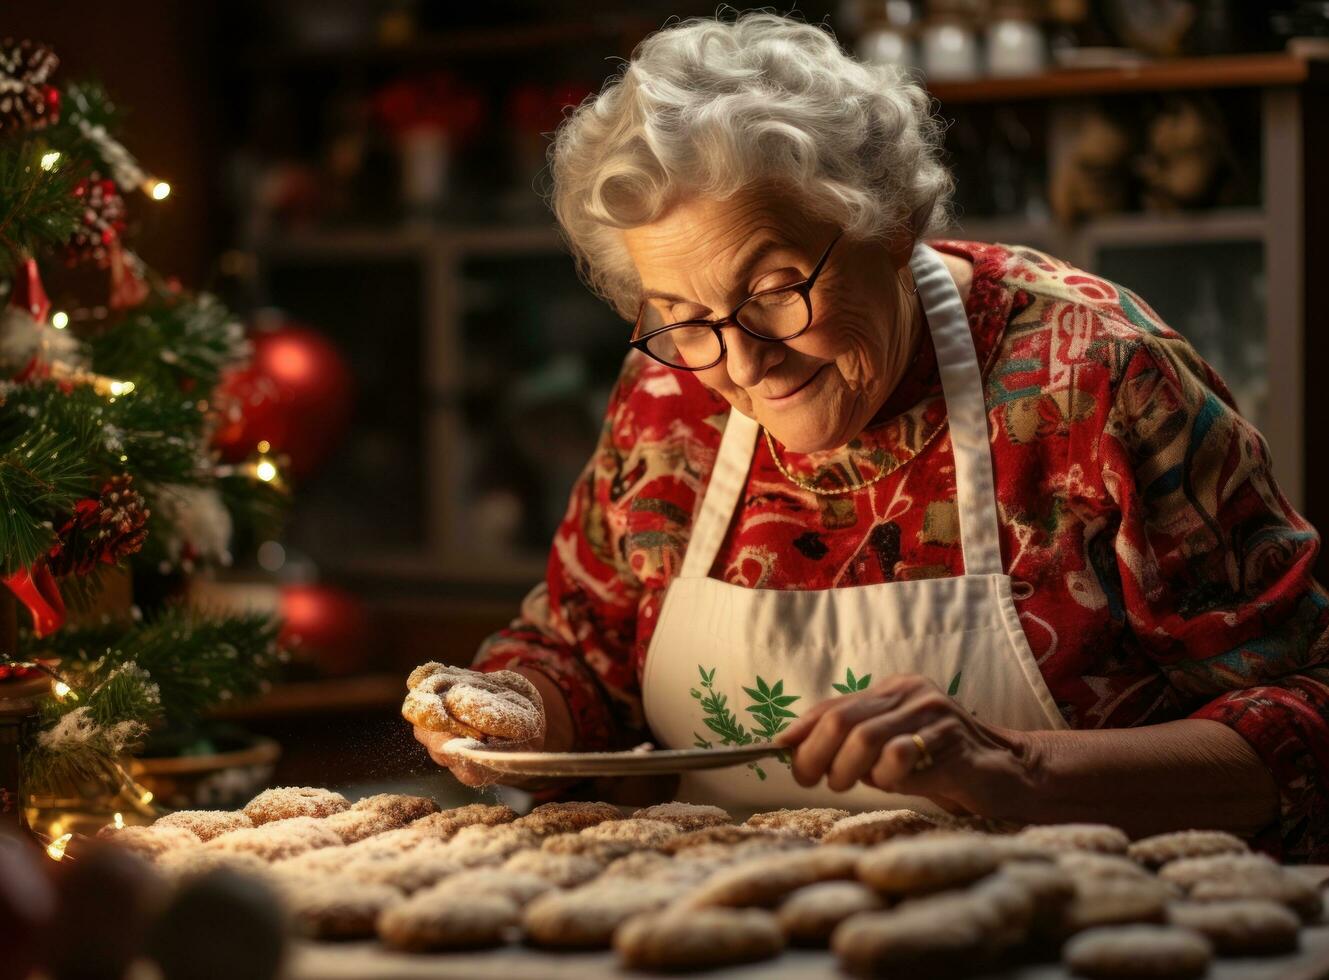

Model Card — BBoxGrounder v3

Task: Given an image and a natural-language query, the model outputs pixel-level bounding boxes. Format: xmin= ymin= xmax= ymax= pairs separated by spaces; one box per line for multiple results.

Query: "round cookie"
xmin=1166 ymin=898 xmax=1300 ymax=955
xmin=1063 ymin=924 xmax=1212 ymax=979
xmin=746 ymin=807 xmax=851 ymax=839
xmin=502 ymin=850 xmax=604 ymax=888
xmin=659 ymin=825 xmax=786 ymax=854
xmin=855 ymin=832 xmax=999 ymax=896
xmin=243 ymin=787 xmax=349 ymax=825
xmin=614 ymin=907 xmax=784 ymax=971
xmin=324 ymin=809 xmax=400 ymax=845
xmin=157 ymin=846 xmax=270 ymax=881
xmin=97 ymin=824 xmax=200 ymax=862
xmin=1189 ymin=868 xmax=1323 ymax=923
xmin=1059 ymin=852 xmax=1155 ymax=883
xmin=1157 ymin=852 xmax=1280 ymax=891
xmin=778 ymin=881 xmax=884 ymax=945
xmin=1017 ymin=823 xmax=1130 ymax=856
xmin=821 ymin=809 xmax=938 ymax=846
xmin=540 ymin=833 xmax=637 ymax=861
xmin=154 ymin=810 xmax=252 ymax=842
xmin=445 ymin=824 xmax=540 ymax=865
xmin=632 ymin=802 xmax=732 ymax=832
xmin=378 ymin=890 xmax=519 ymax=951
xmin=1061 ymin=877 xmax=1171 ymax=935
xmin=408 ymin=803 xmax=516 ymax=841
xmin=206 ymin=817 xmax=343 ymax=863
xmin=577 ymin=817 xmax=680 ymax=848
xmin=401 ymin=663 xmax=543 ymax=743
xmin=351 ymin=793 xmax=438 ymax=823
xmin=344 ymin=850 xmax=461 ymax=893
xmin=832 ymin=906 xmax=992 ymax=978
xmin=512 ymin=801 xmax=621 ymax=836
xmin=684 ymin=845 xmax=862 ymax=908
xmin=1127 ymin=830 xmax=1248 ymax=869
xmin=522 ymin=880 xmax=686 ymax=949
xmin=1002 ymin=860 xmax=1077 ymax=937
xmin=285 ymin=879 xmax=403 ymax=939
xmin=432 ymin=868 xmax=553 ymax=906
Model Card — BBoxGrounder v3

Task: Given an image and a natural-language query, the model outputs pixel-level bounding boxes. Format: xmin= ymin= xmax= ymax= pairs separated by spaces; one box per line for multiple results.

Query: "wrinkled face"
xmin=622 ymin=190 xmax=918 ymax=453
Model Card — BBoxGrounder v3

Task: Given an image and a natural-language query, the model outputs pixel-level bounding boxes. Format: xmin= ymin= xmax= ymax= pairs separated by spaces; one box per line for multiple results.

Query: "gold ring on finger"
xmin=910 ymin=732 xmax=934 ymax=772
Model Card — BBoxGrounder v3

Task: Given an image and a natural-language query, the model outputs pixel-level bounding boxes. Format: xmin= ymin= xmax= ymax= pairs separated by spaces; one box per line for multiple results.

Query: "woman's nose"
xmin=724 ymin=328 xmax=784 ymax=389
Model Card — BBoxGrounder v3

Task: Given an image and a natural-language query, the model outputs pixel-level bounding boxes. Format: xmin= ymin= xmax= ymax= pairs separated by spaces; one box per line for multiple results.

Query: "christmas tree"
xmin=0 ymin=40 xmax=286 ymax=801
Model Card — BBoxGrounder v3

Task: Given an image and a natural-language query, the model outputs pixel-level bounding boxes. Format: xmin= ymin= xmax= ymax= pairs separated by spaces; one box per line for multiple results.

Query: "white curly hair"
xmin=549 ymin=11 xmax=953 ymax=320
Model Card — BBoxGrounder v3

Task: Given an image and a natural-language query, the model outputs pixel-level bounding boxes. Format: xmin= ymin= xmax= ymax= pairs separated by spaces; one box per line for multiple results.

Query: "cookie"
xmin=821 ymin=809 xmax=938 ymax=846
xmin=97 ymin=824 xmax=199 ymax=862
xmin=1189 ymin=868 xmax=1323 ymax=923
xmin=377 ymin=890 xmax=519 ymax=951
xmin=832 ymin=905 xmax=992 ymax=978
xmin=346 ymin=827 xmax=434 ymax=857
xmin=1166 ymin=898 xmax=1300 ymax=955
xmin=401 ymin=663 xmax=543 ymax=743
xmin=1060 ymin=877 xmax=1171 ymax=935
xmin=1001 ymin=860 xmax=1077 ymax=937
xmin=351 ymin=793 xmax=438 ymax=823
xmin=577 ymin=817 xmax=680 ymax=848
xmin=324 ymin=809 xmax=402 ymax=845
xmin=445 ymin=824 xmax=541 ymax=864
xmin=285 ymin=878 xmax=403 ymax=939
xmin=242 ymin=787 xmax=349 ymax=825
xmin=344 ymin=850 xmax=461 ymax=893
xmin=659 ymin=825 xmax=785 ymax=854
xmin=1063 ymin=924 xmax=1212 ymax=979
xmin=1127 ymin=830 xmax=1248 ymax=869
xmin=1017 ymin=823 xmax=1130 ymax=856
xmin=1059 ymin=852 xmax=1155 ymax=883
xmin=986 ymin=834 xmax=1058 ymax=864
xmin=433 ymin=868 xmax=553 ymax=906
xmin=684 ymin=845 xmax=862 ymax=908
xmin=614 ymin=907 xmax=784 ymax=970
xmin=206 ymin=817 xmax=343 ymax=863
xmin=1156 ymin=852 xmax=1280 ymax=891
xmin=746 ymin=807 xmax=851 ymax=839
xmin=407 ymin=803 xmax=516 ymax=840
xmin=855 ymin=832 xmax=999 ymax=896
xmin=512 ymin=801 xmax=621 ymax=836
xmin=632 ymin=802 xmax=732 ymax=832
xmin=540 ymin=833 xmax=638 ymax=861
xmin=153 ymin=810 xmax=253 ymax=842
xmin=157 ymin=846 xmax=270 ymax=881
xmin=521 ymin=880 xmax=686 ymax=949
xmin=502 ymin=850 xmax=604 ymax=888
xmin=778 ymin=881 xmax=884 ymax=945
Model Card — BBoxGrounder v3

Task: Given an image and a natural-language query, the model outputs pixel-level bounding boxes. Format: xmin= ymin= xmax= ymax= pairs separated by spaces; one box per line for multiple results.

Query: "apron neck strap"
xmin=680 ymin=242 xmax=1005 ymax=580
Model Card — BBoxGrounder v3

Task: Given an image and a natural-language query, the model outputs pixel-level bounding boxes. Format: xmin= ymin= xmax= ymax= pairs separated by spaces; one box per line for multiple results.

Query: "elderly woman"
xmin=413 ymin=14 xmax=1329 ymax=859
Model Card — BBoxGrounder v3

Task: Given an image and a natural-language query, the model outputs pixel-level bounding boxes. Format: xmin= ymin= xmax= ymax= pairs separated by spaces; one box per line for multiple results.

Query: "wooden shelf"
xmin=211 ymin=674 xmax=404 ymax=720
xmin=930 ymin=53 xmax=1318 ymax=104
xmin=953 ymin=208 xmax=1268 ymax=248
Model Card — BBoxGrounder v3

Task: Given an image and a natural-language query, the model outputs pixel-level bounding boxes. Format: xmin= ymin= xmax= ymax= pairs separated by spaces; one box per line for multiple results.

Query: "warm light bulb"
xmin=46 ymin=833 xmax=73 ymax=861
xmin=255 ymin=459 xmax=278 ymax=483
xmin=256 ymin=440 xmax=271 ymax=454
xmin=108 ymin=380 xmax=136 ymax=396
xmin=113 ymin=812 xmax=124 ymax=830
xmin=146 ymin=179 xmax=171 ymax=200
xmin=50 ymin=310 xmax=69 ymax=330
xmin=52 ymin=680 xmax=74 ymax=700
xmin=139 ymin=789 xmax=154 ymax=805
xmin=40 ymin=150 xmax=60 ymax=171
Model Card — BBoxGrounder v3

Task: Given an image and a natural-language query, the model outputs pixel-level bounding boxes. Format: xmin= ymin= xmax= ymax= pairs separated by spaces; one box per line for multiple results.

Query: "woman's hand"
xmin=775 ymin=673 xmax=1039 ymax=819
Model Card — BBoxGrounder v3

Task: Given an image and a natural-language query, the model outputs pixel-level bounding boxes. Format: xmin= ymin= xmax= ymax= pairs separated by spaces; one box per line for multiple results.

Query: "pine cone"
xmin=48 ymin=474 xmax=150 ymax=577
xmin=0 ymin=38 xmax=59 ymax=134
xmin=66 ymin=172 xmax=127 ymax=268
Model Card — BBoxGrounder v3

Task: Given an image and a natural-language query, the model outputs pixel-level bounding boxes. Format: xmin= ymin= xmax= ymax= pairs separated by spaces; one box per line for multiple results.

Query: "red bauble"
xmin=212 ymin=321 xmax=353 ymax=480
xmin=278 ymin=582 xmax=370 ymax=677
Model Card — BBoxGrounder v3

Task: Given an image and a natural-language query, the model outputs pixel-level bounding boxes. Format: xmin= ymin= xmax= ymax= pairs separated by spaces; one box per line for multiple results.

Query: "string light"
xmin=139 ymin=789 xmax=154 ymax=806
xmin=40 ymin=150 xmax=60 ymax=170
xmin=255 ymin=458 xmax=278 ymax=483
xmin=112 ymin=812 xmax=124 ymax=830
xmin=52 ymin=680 xmax=78 ymax=702
xmin=50 ymin=310 xmax=69 ymax=329
xmin=144 ymin=178 xmax=171 ymax=201
xmin=107 ymin=380 xmax=135 ymax=397
xmin=46 ymin=833 xmax=73 ymax=861
xmin=256 ymin=440 xmax=271 ymax=454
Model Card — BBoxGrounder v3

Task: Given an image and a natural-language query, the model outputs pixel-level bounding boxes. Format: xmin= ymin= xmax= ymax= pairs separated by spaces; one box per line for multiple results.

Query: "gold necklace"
xmin=763 ymin=418 xmax=948 ymax=497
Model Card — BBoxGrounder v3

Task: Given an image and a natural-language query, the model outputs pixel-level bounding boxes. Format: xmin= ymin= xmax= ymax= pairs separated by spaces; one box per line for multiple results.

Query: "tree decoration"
xmin=46 ymin=474 xmax=150 ymax=577
xmin=65 ymin=171 xmax=126 ymax=267
xmin=0 ymin=39 xmax=59 ymax=135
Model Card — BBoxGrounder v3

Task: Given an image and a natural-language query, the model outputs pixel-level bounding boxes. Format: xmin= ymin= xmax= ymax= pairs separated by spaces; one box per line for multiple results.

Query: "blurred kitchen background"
xmin=14 ymin=0 xmax=1328 ymax=785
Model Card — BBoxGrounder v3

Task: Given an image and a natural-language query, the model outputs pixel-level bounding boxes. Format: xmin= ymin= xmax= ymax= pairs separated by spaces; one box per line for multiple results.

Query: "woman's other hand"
xmin=775 ymin=673 xmax=1038 ymax=819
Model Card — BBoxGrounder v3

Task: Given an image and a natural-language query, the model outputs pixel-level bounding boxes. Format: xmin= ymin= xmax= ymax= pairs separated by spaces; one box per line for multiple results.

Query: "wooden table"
xmin=288 ymin=868 xmax=1329 ymax=980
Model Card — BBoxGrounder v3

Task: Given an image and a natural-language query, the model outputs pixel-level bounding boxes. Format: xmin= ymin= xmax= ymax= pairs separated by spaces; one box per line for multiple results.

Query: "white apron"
xmin=641 ymin=243 xmax=1068 ymax=815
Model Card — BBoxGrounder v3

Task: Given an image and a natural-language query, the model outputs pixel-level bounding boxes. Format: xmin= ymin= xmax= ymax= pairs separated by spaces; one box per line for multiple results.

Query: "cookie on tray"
xmin=745 ymin=807 xmax=850 ymax=840
xmin=855 ymin=832 xmax=999 ymax=896
xmin=522 ymin=880 xmax=687 ymax=949
xmin=832 ymin=904 xmax=993 ymax=978
xmin=1001 ymin=860 xmax=1077 ymax=937
xmin=1059 ymin=852 xmax=1155 ymax=882
xmin=821 ymin=809 xmax=938 ymax=846
xmin=540 ymin=833 xmax=637 ymax=862
xmin=408 ymin=803 xmax=516 ymax=841
xmin=659 ymin=824 xmax=783 ymax=854
xmin=632 ymin=802 xmax=732 ymax=832
xmin=1189 ymin=868 xmax=1323 ymax=923
xmin=378 ymin=890 xmax=519 ymax=951
xmin=285 ymin=879 xmax=403 ymax=940
xmin=778 ymin=881 xmax=884 ymax=946
xmin=206 ymin=817 xmax=342 ymax=863
xmin=502 ymin=850 xmax=604 ymax=888
xmin=1166 ymin=898 xmax=1300 ymax=956
xmin=431 ymin=868 xmax=553 ymax=907
xmin=512 ymin=801 xmax=621 ymax=836
xmin=683 ymin=845 xmax=862 ymax=908
xmin=1062 ymin=924 xmax=1212 ymax=980
xmin=1016 ymin=823 xmax=1129 ymax=856
xmin=1127 ymin=830 xmax=1248 ymax=869
xmin=157 ymin=846 xmax=271 ymax=881
xmin=577 ymin=817 xmax=680 ymax=848
xmin=445 ymin=824 xmax=541 ymax=865
xmin=401 ymin=663 xmax=543 ymax=743
xmin=97 ymin=824 xmax=199 ymax=862
xmin=243 ymin=787 xmax=349 ymax=825
xmin=153 ymin=810 xmax=252 ymax=842
xmin=1060 ymin=877 xmax=1171 ymax=935
xmin=614 ymin=907 xmax=784 ymax=971
xmin=344 ymin=850 xmax=461 ymax=893
xmin=1156 ymin=852 xmax=1281 ymax=891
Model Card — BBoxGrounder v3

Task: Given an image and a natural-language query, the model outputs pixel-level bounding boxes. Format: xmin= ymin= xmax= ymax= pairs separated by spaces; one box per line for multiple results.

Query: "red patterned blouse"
xmin=474 ymin=241 xmax=1329 ymax=861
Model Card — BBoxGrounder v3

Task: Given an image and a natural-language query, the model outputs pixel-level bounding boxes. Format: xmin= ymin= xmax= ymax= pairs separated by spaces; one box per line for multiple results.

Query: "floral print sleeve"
xmin=1098 ymin=313 xmax=1329 ymax=861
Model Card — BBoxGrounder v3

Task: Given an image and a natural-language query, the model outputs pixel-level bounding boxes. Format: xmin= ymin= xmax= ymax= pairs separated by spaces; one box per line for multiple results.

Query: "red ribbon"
xmin=3 ymin=563 xmax=67 ymax=638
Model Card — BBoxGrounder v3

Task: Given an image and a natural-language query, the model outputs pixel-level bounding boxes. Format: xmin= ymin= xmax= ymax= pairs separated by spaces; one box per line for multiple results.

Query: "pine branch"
xmin=90 ymin=293 xmax=249 ymax=394
xmin=0 ymin=137 xmax=80 ymax=274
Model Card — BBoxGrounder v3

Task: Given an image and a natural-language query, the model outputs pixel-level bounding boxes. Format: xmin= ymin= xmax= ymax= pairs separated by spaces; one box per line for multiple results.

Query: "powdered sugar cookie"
xmin=1061 ymin=877 xmax=1172 ymax=935
xmin=285 ymin=878 xmax=403 ymax=939
xmin=351 ymin=793 xmax=438 ymax=823
xmin=513 ymin=800 xmax=621 ymax=836
xmin=1059 ymin=852 xmax=1155 ymax=883
xmin=401 ymin=663 xmax=543 ymax=743
xmin=1189 ymin=868 xmax=1323 ymax=923
xmin=1166 ymin=898 xmax=1300 ymax=955
xmin=778 ymin=881 xmax=884 ymax=945
xmin=378 ymin=890 xmax=519 ymax=951
xmin=344 ymin=850 xmax=462 ymax=893
xmin=1002 ymin=860 xmax=1076 ymax=936
xmin=577 ymin=817 xmax=680 ymax=848
xmin=659 ymin=824 xmax=785 ymax=854
xmin=1156 ymin=852 xmax=1280 ymax=891
xmin=408 ymin=803 xmax=516 ymax=841
xmin=432 ymin=868 xmax=553 ymax=906
xmin=1017 ymin=823 xmax=1129 ymax=856
xmin=832 ymin=905 xmax=992 ymax=978
xmin=206 ymin=817 xmax=342 ymax=863
xmin=445 ymin=824 xmax=541 ymax=864
xmin=1127 ymin=830 xmax=1247 ymax=869
xmin=684 ymin=845 xmax=862 ymax=908
xmin=540 ymin=833 xmax=637 ymax=861
xmin=855 ymin=832 xmax=999 ymax=896
xmin=1063 ymin=924 xmax=1212 ymax=979
xmin=97 ymin=824 xmax=199 ymax=862
xmin=157 ymin=847 xmax=270 ymax=881
xmin=746 ymin=807 xmax=851 ymax=839
xmin=154 ymin=810 xmax=252 ymax=842
xmin=632 ymin=802 xmax=732 ymax=831
xmin=615 ymin=907 xmax=784 ymax=970
xmin=521 ymin=880 xmax=687 ymax=949
xmin=502 ymin=850 xmax=604 ymax=888
xmin=821 ymin=809 xmax=938 ymax=846
xmin=243 ymin=787 xmax=349 ymax=825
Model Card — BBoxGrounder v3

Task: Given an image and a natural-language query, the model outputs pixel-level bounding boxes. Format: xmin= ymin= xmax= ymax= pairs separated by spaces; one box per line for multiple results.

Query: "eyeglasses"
xmin=629 ymin=231 xmax=843 ymax=371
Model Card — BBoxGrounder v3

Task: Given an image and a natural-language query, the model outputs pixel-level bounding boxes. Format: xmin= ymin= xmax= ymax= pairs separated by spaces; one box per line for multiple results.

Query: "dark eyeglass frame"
xmin=629 ymin=231 xmax=844 ymax=371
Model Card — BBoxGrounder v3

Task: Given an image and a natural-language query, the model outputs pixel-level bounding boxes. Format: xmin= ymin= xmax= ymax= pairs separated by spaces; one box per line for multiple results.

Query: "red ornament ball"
xmin=213 ymin=321 xmax=353 ymax=480
xmin=278 ymin=582 xmax=370 ymax=677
